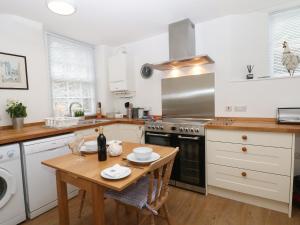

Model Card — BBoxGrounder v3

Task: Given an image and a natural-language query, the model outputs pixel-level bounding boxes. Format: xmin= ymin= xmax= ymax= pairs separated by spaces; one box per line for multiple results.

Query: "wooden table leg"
xmin=56 ymin=170 xmax=70 ymax=225
xmin=90 ymin=182 xmax=105 ymax=225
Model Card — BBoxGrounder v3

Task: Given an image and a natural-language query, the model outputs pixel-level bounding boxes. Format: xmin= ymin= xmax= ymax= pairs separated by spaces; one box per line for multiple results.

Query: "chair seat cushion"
xmin=105 ymin=176 xmax=157 ymax=209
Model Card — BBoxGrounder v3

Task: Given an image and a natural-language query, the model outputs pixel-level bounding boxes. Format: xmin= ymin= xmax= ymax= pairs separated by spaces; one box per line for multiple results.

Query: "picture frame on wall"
xmin=0 ymin=52 xmax=29 ymax=90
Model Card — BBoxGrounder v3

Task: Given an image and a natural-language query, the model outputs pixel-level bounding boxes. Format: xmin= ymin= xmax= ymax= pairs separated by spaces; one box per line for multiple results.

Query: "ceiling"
xmin=0 ymin=0 xmax=296 ymax=46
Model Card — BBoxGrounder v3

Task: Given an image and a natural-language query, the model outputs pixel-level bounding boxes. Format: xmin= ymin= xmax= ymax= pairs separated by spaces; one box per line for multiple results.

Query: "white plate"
xmin=127 ymin=152 xmax=160 ymax=164
xmin=100 ymin=167 xmax=131 ymax=180
xmin=107 ymin=140 xmax=122 ymax=145
xmin=80 ymin=146 xmax=97 ymax=153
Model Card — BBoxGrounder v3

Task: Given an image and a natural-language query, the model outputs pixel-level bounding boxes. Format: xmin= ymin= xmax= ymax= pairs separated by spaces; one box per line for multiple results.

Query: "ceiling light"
xmin=47 ymin=0 xmax=76 ymax=16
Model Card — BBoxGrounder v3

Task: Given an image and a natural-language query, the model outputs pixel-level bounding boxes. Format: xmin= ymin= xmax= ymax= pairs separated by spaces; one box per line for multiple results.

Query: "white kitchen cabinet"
xmin=108 ymin=52 xmax=133 ymax=92
xmin=206 ymin=129 xmax=295 ymax=217
xmin=75 ymin=124 xmax=144 ymax=143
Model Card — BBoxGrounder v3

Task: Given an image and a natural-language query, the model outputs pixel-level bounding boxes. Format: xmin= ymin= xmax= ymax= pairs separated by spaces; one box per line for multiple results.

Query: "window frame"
xmin=46 ymin=32 xmax=97 ymax=116
xmin=269 ymin=7 xmax=300 ymax=78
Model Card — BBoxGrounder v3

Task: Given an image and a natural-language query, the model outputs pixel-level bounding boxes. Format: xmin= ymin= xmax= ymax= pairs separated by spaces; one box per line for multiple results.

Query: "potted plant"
xmin=74 ymin=109 xmax=85 ymax=121
xmin=6 ymin=100 xmax=27 ymax=129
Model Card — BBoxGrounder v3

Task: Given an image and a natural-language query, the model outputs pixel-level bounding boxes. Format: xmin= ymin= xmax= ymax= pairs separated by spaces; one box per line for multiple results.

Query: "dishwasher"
xmin=21 ymin=133 xmax=78 ymax=219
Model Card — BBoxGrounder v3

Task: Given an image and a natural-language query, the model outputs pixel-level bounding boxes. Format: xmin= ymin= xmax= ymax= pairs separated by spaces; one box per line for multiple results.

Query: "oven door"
xmin=145 ymin=132 xmax=173 ymax=146
xmin=174 ymin=134 xmax=205 ymax=191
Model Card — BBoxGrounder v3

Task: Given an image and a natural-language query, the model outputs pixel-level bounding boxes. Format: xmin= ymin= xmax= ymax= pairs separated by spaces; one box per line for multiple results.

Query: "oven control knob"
xmin=190 ymin=128 xmax=194 ymax=132
xmin=155 ymin=126 xmax=160 ymax=129
xmin=151 ymin=126 xmax=155 ymax=129
xmin=147 ymin=126 xmax=151 ymax=129
xmin=195 ymin=128 xmax=200 ymax=133
xmin=179 ymin=127 xmax=184 ymax=132
xmin=185 ymin=128 xmax=189 ymax=132
xmin=159 ymin=126 xmax=164 ymax=130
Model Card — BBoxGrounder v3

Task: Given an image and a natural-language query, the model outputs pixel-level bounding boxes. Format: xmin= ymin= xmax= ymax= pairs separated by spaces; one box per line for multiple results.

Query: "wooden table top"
xmin=0 ymin=119 xmax=144 ymax=145
xmin=42 ymin=142 xmax=176 ymax=192
xmin=205 ymin=118 xmax=300 ymax=133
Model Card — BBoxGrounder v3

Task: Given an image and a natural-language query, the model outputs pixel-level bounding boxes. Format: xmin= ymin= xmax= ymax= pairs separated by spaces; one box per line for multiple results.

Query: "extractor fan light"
xmin=47 ymin=0 xmax=76 ymax=16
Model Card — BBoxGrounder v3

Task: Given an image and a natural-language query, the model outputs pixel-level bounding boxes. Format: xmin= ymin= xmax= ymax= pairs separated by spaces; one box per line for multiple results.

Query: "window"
xmin=47 ymin=34 xmax=96 ymax=116
xmin=270 ymin=8 xmax=300 ymax=76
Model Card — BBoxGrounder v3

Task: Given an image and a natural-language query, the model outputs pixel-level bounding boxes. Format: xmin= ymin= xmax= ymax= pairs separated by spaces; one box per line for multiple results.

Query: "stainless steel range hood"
xmin=151 ymin=19 xmax=214 ymax=71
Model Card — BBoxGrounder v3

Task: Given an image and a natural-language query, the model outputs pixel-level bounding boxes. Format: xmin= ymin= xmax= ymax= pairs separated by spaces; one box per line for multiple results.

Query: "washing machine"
xmin=0 ymin=143 xmax=26 ymax=225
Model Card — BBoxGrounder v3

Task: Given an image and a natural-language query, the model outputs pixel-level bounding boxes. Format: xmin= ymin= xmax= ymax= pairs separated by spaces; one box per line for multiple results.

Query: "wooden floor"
xmin=21 ymin=187 xmax=300 ymax=225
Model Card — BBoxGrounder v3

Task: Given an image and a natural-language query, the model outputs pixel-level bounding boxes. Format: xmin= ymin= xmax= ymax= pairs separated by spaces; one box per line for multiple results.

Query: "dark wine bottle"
xmin=97 ymin=127 xmax=107 ymax=161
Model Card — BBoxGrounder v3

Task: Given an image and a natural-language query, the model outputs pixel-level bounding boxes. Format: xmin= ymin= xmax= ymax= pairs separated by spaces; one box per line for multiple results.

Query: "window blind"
xmin=47 ymin=34 xmax=96 ymax=115
xmin=270 ymin=8 xmax=300 ymax=76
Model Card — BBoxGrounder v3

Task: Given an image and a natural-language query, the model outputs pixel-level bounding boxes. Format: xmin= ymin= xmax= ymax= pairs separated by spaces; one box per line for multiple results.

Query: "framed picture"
xmin=0 ymin=52 xmax=29 ymax=90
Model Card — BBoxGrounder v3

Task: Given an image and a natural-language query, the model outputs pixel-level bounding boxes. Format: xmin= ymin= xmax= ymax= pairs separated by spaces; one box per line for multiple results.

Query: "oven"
xmin=174 ymin=134 xmax=205 ymax=192
xmin=145 ymin=132 xmax=174 ymax=147
xmin=145 ymin=129 xmax=205 ymax=193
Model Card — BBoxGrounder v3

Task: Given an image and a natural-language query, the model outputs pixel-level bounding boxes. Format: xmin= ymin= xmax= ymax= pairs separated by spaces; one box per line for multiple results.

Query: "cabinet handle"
xmin=241 ymin=172 xmax=247 ymax=177
xmin=242 ymin=147 xmax=247 ymax=152
xmin=95 ymin=128 xmax=99 ymax=132
xmin=242 ymin=135 xmax=247 ymax=140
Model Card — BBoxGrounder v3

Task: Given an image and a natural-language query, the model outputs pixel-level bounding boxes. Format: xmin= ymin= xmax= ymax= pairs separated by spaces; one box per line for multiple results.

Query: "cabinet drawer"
xmin=207 ymin=141 xmax=292 ymax=176
xmin=207 ymin=164 xmax=290 ymax=203
xmin=206 ymin=129 xmax=293 ymax=148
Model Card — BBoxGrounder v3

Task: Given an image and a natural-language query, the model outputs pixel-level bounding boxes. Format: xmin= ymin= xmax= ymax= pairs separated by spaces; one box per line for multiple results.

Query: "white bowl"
xmin=133 ymin=147 xmax=153 ymax=160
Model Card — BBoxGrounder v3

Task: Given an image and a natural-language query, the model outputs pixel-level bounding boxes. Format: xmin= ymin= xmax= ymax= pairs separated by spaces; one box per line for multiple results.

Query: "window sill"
xmin=230 ymin=75 xmax=300 ymax=83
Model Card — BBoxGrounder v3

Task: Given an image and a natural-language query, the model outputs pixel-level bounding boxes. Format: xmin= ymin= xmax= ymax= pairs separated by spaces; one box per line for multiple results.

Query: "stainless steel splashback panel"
xmin=162 ymin=73 xmax=215 ymax=118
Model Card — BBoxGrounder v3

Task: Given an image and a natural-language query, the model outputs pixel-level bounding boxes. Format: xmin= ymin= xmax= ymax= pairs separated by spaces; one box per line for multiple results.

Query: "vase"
xmin=12 ymin=117 xmax=24 ymax=129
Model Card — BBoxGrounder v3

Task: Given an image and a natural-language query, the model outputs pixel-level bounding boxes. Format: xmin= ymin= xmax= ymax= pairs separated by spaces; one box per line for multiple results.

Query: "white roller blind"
xmin=270 ymin=8 xmax=300 ymax=76
xmin=47 ymin=34 xmax=96 ymax=115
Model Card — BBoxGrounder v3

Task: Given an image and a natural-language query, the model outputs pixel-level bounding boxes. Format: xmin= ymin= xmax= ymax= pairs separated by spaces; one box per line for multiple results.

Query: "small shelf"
xmin=230 ymin=75 xmax=300 ymax=83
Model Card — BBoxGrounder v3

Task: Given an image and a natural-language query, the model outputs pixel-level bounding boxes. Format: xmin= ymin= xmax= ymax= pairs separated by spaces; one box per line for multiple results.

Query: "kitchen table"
xmin=42 ymin=142 xmax=176 ymax=225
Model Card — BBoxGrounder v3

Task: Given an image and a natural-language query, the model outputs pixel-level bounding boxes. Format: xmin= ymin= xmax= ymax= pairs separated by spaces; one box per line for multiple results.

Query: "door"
xmin=175 ymin=134 xmax=205 ymax=188
xmin=0 ymin=168 xmax=16 ymax=209
xmin=145 ymin=132 xmax=174 ymax=146
xmin=25 ymin=145 xmax=76 ymax=213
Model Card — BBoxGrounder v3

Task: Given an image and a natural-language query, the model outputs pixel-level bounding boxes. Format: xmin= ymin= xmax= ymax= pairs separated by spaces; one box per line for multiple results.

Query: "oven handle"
xmin=178 ymin=135 xmax=200 ymax=141
xmin=147 ymin=133 xmax=171 ymax=137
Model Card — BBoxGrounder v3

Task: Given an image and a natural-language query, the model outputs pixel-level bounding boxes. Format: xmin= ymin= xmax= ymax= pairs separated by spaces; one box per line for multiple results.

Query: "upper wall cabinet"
xmin=108 ymin=52 xmax=133 ymax=93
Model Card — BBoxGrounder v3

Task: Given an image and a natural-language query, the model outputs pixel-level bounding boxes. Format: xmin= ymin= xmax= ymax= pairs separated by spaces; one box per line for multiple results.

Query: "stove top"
xmin=145 ymin=117 xmax=212 ymax=136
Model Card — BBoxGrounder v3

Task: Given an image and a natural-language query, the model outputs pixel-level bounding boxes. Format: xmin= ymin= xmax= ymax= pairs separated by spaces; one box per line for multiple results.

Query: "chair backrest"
xmin=146 ymin=147 xmax=179 ymax=209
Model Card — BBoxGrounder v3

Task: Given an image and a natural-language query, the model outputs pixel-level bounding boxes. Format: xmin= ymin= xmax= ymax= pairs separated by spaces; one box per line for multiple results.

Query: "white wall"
xmin=109 ymin=9 xmax=300 ymax=118
xmin=0 ymin=15 xmax=51 ymax=126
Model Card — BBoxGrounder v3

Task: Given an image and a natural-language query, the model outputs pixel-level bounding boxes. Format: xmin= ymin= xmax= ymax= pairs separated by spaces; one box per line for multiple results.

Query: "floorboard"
xmin=21 ymin=187 xmax=300 ymax=225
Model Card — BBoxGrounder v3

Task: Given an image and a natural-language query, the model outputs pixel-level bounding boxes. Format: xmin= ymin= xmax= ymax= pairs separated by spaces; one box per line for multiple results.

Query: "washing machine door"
xmin=0 ymin=168 xmax=17 ymax=209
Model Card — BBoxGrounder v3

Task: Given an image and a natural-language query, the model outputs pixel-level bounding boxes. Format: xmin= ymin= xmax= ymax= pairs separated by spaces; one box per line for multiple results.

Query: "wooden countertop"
xmin=42 ymin=142 xmax=175 ymax=191
xmin=205 ymin=118 xmax=300 ymax=133
xmin=0 ymin=119 xmax=145 ymax=145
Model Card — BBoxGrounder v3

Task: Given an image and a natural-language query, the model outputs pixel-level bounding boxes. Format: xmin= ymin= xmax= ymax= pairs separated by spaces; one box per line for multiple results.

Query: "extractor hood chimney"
xmin=151 ymin=18 xmax=214 ymax=71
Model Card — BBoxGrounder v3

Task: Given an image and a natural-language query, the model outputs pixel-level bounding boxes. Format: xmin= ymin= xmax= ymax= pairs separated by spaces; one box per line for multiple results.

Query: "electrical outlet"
xmin=225 ymin=106 xmax=232 ymax=112
xmin=234 ymin=106 xmax=247 ymax=112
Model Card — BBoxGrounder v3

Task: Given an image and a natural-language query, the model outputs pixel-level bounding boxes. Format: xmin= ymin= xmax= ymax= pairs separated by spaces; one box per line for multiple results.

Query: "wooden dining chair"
xmin=68 ymin=133 xmax=99 ymax=218
xmin=105 ymin=147 xmax=179 ymax=225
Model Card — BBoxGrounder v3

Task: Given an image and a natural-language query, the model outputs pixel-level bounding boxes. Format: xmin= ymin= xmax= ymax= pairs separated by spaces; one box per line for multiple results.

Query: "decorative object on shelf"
xmin=0 ymin=52 xmax=28 ymax=90
xmin=6 ymin=99 xmax=27 ymax=129
xmin=282 ymin=41 xmax=300 ymax=77
xmin=246 ymin=65 xmax=254 ymax=79
xmin=140 ymin=63 xmax=153 ymax=79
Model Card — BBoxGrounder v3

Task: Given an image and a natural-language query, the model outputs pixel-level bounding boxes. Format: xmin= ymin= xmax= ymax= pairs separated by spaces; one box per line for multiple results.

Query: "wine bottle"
xmin=97 ymin=127 xmax=107 ymax=161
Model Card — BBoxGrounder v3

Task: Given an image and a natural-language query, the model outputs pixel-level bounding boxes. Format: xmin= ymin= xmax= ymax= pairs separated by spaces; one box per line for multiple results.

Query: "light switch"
xmin=234 ymin=106 xmax=247 ymax=112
